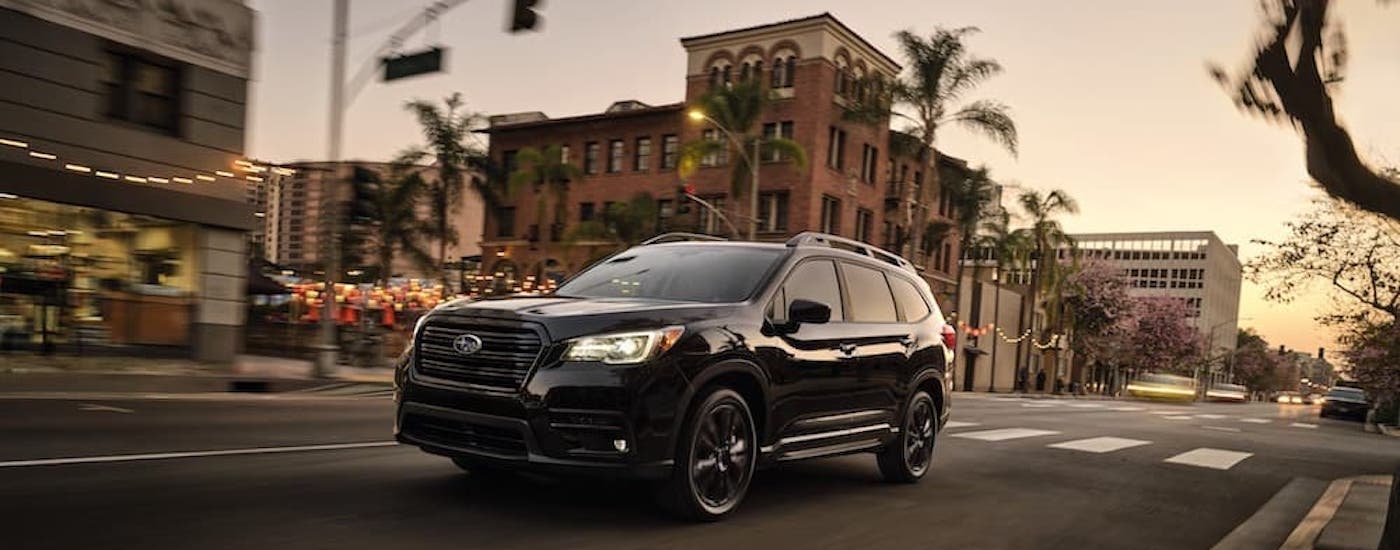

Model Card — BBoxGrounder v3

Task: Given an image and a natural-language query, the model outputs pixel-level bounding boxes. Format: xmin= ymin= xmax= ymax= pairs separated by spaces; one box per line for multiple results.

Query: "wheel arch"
xmin=670 ymin=359 xmax=772 ymax=456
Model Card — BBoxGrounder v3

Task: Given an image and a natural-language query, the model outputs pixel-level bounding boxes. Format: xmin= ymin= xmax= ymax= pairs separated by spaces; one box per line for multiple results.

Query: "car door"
xmin=836 ymin=261 xmax=910 ymax=423
xmin=761 ymin=258 xmax=857 ymax=444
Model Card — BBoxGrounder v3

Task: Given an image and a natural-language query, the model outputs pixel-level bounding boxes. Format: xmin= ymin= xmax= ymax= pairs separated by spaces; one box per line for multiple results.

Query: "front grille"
xmin=401 ymin=413 xmax=527 ymax=457
xmin=415 ymin=319 xmax=543 ymax=391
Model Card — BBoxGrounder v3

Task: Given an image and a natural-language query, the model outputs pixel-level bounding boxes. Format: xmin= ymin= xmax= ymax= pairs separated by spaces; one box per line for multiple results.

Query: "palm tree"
xmin=1016 ymin=188 xmax=1079 ymax=391
xmin=945 ymin=166 xmax=998 ymax=317
xmin=369 ymin=164 xmax=436 ymax=286
xmin=679 ymin=79 xmax=806 ymax=236
xmin=398 ymin=93 xmax=489 ymax=288
xmin=847 ymin=27 xmax=1017 ymax=268
xmin=509 ymin=145 xmax=583 ymax=278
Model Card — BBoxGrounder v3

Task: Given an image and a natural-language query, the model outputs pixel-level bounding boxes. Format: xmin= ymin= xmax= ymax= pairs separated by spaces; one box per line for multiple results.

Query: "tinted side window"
xmin=773 ymin=260 xmax=844 ymax=323
xmin=842 ymin=263 xmax=898 ymax=323
xmin=889 ymin=275 xmax=931 ymax=321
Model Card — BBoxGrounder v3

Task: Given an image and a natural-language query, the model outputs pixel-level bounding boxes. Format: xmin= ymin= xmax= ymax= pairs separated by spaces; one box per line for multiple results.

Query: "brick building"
xmin=481 ymin=13 xmax=967 ymax=306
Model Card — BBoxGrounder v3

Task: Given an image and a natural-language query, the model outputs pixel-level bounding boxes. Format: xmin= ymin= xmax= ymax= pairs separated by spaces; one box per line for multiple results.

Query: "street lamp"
xmin=687 ymin=109 xmax=761 ymax=240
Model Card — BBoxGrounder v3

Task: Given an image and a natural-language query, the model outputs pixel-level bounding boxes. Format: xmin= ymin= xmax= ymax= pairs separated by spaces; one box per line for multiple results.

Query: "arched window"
xmin=833 ymin=56 xmax=850 ymax=96
xmin=722 ymin=65 xmax=732 ymax=87
xmin=740 ymin=62 xmax=751 ymax=82
xmin=771 ymin=59 xmax=785 ymax=88
xmin=784 ymin=57 xmax=796 ymax=87
xmin=753 ymin=60 xmax=763 ymax=84
xmin=709 ymin=66 xmax=720 ymax=90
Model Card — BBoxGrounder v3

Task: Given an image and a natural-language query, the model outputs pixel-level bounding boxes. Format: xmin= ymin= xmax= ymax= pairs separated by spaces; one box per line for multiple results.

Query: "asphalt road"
xmin=0 ymin=391 xmax=1394 ymax=550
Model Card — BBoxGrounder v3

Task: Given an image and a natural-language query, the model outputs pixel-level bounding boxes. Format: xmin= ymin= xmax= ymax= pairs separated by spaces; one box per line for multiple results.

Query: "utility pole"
xmin=316 ymin=0 xmax=349 ymax=378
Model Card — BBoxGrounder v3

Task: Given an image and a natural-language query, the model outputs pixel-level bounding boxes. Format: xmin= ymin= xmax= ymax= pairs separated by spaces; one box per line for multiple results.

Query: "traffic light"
xmin=509 ymin=0 xmax=541 ymax=33
xmin=348 ymin=166 xmax=381 ymax=224
xmin=676 ymin=184 xmax=693 ymax=214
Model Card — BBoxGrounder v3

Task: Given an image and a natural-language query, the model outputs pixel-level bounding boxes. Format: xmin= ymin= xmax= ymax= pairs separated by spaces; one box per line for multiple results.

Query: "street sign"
xmin=382 ymin=47 xmax=445 ymax=81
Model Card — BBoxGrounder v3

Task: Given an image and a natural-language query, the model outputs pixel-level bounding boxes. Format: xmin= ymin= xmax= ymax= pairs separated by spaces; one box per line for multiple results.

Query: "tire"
xmin=878 ymin=390 xmax=937 ymax=483
xmin=657 ymin=387 xmax=757 ymax=521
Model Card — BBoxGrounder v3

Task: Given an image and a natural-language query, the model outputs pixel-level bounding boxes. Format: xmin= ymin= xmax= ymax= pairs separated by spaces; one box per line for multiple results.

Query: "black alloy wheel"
xmin=659 ymin=387 xmax=756 ymax=521
xmin=878 ymin=390 xmax=937 ymax=483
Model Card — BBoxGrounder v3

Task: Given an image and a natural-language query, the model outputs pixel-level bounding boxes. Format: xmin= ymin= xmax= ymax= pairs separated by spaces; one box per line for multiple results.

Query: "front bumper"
xmin=394 ymin=355 xmax=686 ymax=480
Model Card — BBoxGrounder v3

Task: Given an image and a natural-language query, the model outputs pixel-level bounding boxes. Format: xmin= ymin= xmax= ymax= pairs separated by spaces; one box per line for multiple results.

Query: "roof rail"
xmin=640 ymin=232 xmax=729 ymax=245
xmin=785 ymin=232 xmax=916 ymax=273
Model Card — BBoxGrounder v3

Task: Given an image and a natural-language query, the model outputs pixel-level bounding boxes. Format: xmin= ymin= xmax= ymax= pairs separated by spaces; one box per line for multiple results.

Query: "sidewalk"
xmin=1217 ymin=473 xmax=1396 ymax=550
xmin=0 ymin=353 xmax=393 ymax=394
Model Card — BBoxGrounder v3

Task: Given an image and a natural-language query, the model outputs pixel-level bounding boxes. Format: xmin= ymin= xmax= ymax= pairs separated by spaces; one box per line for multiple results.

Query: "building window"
xmin=855 ymin=208 xmax=873 ymax=243
xmin=701 ymin=129 xmax=727 ymax=167
xmin=607 ymin=139 xmax=624 ymax=173
xmin=657 ymin=199 xmax=675 ymax=227
xmin=495 ymin=207 xmax=516 ymax=238
xmin=580 ymin=202 xmax=596 ymax=222
xmin=633 ymin=137 xmax=651 ymax=171
xmin=827 ymin=127 xmax=846 ymax=170
xmin=661 ymin=134 xmax=679 ymax=169
xmin=758 ymin=192 xmax=789 ymax=233
xmin=502 ymin=150 xmax=519 ymax=175
xmin=559 ymin=145 xmax=570 ymax=164
xmin=942 ymin=243 xmax=953 ymax=273
xmin=883 ymin=221 xmax=896 ymax=249
xmin=701 ymin=196 xmax=727 ymax=235
xmin=860 ymin=144 xmax=878 ymax=183
xmin=102 ymin=50 xmax=181 ymax=135
xmin=761 ymin=121 xmax=794 ymax=161
xmin=820 ymin=195 xmax=841 ymax=234
xmin=584 ymin=142 xmax=600 ymax=174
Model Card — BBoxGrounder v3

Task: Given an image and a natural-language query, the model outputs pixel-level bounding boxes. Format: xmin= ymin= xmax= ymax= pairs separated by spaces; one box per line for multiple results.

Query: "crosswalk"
xmin=973 ymin=395 xmax=1317 ymax=429
xmin=944 ymin=422 xmax=1258 ymax=471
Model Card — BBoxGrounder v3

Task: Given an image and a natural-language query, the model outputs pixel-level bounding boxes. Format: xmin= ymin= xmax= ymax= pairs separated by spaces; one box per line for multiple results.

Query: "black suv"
xmin=394 ymin=232 xmax=955 ymax=520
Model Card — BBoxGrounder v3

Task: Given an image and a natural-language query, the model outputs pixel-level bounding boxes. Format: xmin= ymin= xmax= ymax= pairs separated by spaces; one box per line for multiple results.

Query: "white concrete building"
xmin=1066 ymin=231 xmax=1244 ymax=356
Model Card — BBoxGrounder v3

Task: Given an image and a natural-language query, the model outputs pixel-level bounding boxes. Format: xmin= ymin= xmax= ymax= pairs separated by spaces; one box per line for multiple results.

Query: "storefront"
xmin=0 ymin=195 xmax=203 ymax=353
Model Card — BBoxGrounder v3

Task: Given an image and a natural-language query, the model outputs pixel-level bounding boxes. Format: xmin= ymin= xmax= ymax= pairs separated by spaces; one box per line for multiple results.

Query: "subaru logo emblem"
xmin=452 ymin=334 xmax=483 ymax=356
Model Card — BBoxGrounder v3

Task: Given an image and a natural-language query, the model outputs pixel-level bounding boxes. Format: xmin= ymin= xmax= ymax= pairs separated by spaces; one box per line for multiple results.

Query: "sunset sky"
xmin=245 ymin=0 xmax=1400 ymax=359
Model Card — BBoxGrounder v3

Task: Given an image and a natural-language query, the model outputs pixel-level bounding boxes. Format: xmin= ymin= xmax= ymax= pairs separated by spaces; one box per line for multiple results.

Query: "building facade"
xmin=251 ymin=161 xmax=484 ymax=283
xmin=481 ymin=13 xmax=967 ymax=305
xmin=0 ymin=0 xmax=256 ymax=362
xmin=1068 ymin=231 xmax=1244 ymax=356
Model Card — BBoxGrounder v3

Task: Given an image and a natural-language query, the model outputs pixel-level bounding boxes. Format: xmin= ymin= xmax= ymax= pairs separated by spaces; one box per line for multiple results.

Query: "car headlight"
xmin=562 ymin=327 xmax=685 ymax=365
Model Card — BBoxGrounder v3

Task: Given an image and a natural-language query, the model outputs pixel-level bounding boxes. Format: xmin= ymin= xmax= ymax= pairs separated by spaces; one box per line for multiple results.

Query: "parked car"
xmin=393 ymin=232 xmax=956 ymax=520
xmin=1319 ymin=387 xmax=1369 ymax=421
xmin=1276 ymin=391 xmax=1304 ymax=405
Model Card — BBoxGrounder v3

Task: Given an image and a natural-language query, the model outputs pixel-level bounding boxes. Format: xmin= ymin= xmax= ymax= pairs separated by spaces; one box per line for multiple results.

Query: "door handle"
xmin=839 ymin=343 xmax=857 ymax=355
xmin=900 ymin=336 xmax=915 ymax=347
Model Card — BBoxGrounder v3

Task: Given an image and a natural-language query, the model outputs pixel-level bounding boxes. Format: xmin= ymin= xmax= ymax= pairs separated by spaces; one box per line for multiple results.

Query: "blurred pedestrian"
xmin=1035 ymin=370 xmax=1047 ymax=392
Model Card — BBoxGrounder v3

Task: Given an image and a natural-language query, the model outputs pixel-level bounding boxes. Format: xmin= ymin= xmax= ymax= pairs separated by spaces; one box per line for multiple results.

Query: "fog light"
xmin=612 ymin=439 xmax=628 ymax=452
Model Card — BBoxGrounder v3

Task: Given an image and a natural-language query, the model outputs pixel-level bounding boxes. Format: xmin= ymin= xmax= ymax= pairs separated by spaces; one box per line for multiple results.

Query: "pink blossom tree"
xmin=1120 ymin=296 xmax=1204 ymax=376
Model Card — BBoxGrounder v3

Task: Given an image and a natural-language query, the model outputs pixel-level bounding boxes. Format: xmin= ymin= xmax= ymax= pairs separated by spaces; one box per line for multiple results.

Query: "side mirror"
xmin=788 ymin=299 xmax=831 ymax=325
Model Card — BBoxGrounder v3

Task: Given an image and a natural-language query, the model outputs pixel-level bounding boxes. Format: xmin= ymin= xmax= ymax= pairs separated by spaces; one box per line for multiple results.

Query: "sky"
xmin=245 ymin=0 xmax=1400 ymax=359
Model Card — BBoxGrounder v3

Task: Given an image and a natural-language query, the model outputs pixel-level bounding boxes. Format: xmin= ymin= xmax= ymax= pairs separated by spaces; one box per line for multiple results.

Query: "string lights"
xmin=0 ymin=134 xmax=295 ymax=186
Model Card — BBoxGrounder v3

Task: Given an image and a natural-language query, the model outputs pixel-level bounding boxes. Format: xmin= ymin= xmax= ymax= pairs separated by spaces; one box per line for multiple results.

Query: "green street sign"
xmin=382 ymin=47 xmax=445 ymax=82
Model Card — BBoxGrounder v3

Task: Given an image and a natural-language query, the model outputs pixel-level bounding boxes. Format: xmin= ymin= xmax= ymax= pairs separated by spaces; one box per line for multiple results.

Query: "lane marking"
xmin=1164 ymin=448 xmax=1253 ymax=470
xmin=1203 ymin=426 xmax=1242 ymax=433
xmin=78 ymin=403 xmax=134 ymax=414
xmin=942 ymin=421 xmax=980 ymax=429
xmin=1048 ymin=436 xmax=1151 ymax=454
xmin=1195 ymin=414 xmax=1228 ymax=419
xmin=1068 ymin=403 xmax=1106 ymax=409
xmin=1150 ymin=410 xmax=1184 ymax=415
xmin=1109 ymin=406 xmax=1146 ymax=412
xmin=1021 ymin=403 xmax=1055 ymax=408
xmin=1239 ymin=418 xmax=1271 ymax=424
xmin=0 ymin=441 xmax=400 ymax=468
xmin=1290 ymin=423 xmax=1318 ymax=429
xmin=952 ymin=428 xmax=1061 ymax=442
xmin=1162 ymin=415 xmax=1194 ymax=420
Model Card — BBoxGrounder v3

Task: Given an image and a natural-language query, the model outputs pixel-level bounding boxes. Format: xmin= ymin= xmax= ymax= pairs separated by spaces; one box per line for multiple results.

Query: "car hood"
xmin=427 ymin=295 xmax=743 ymax=341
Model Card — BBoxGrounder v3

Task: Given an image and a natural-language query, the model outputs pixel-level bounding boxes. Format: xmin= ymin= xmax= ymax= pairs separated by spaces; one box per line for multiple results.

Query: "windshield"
xmin=555 ymin=245 xmax=783 ymax=303
xmin=1327 ymin=388 xmax=1365 ymax=400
